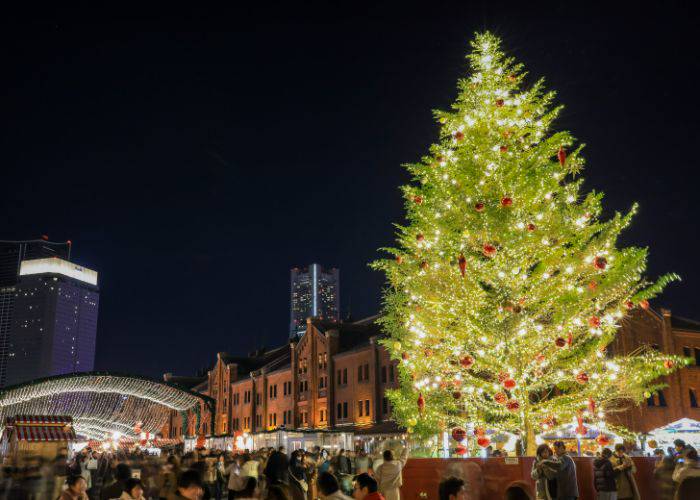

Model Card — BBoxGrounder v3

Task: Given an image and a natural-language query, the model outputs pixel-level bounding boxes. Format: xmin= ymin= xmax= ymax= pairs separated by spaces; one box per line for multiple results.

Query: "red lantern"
xmin=593 ymin=256 xmax=607 ymax=270
xmin=458 ymin=356 xmax=474 ymax=369
xmin=477 ymin=436 xmax=491 ymax=448
xmin=452 ymin=427 xmax=467 ymax=442
xmin=557 ymin=146 xmax=566 ymax=166
xmin=458 ymin=254 xmax=467 ymax=277
xmin=501 ymin=197 xmax=513 ymax=207
xmin=503 ymin=379 xmax=517 ymax=390
xmin=455 ymin=444 xmax=468 ymax=455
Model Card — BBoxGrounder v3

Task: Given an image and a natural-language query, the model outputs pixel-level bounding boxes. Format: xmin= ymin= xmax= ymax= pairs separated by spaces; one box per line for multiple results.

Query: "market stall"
xmin=0 ymin=415 xmax=76 ymax=460
xmin=648 ymin=418 xmax=700 ymax=451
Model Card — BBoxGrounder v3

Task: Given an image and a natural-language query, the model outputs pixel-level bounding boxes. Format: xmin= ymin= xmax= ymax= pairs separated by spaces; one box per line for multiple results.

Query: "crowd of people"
xmin=531 ymin=438 xmax=700 ymax=500
xmin=0 ymin=443 xmax=417 ymax=500
xmin=2 ymin=437 xmax=699 ymax=499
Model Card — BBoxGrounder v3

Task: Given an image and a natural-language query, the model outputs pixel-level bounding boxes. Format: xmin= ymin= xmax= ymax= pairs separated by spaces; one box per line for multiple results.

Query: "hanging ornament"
xmin=497 ymin=371 xmax=510 ymax=383
xmin=639 ymin=299 xmax=650 ymax=310
xmin=576 ymin=372 xmax=589 ymax=384
xmin=393 ymin=341 xmax=402 ymax=351
xmin=567 ymin=332 xmax=573 ymax=347
xmin=483 ymin=244 xmax=497 ymax=257
xmin=596 ymin=434 xmax=612 ymax=447
xmin=454 ymin=131 xmax=465 ymax=142
xmin=395 ymin=255 xmax=403 ymax=265
xmin=500 ymin=197 xmax=513 ymax=207
xmin=419 ymin=261 xmax=429 ymax=270
xmin=541 ymin=416 xmax=557 ymax=429
xmin=458 ymin=254 xmax=467 ymax=277
xmin=460 ymin=355 xmax=475 ymax=369
xmin=503 ymin=379 xmax=517 ymax=390
xmin=414 ymin=195 xmax=423 ymax=204
xmin=401 ymin=352 xmax=409 ymax=361
xmin=417 ymin=393 xmax=425 ymax=413
xmin=555 ymin=337 xmax=567 ymax=348
xmin=495 ymin=99 xmax=504 ymax=107
xmin=494 ymin=392 xmax=507 ymax=404
xmin=557 ymin=146 xmax=566 ymax=166
xmin=473 ymin=427 xmax=485 ymax=437
xmin=407 ymin=417 xmax=418 ymax=427
xmin=526 ymin=223 xmax=536 ymax=232
xmin=475 ymin=202 xmax=485 ymax=212
xmin=477 ymin=436 xmax=491 ymax=448
xmin=452 ymin=427 xmax=467 ymax=442
xmin=589 ymin=281 xmax=598 ymax=291
xmin=424 ymin=348 xmax=433 ymax=357
xmin=625 ymin=300 xmax=634 ymax=310
xmin=439 ymin=117 xmax=447 ymax=124
xmin=502 ymin=129 xmax=513 ymax=139
xmin=452 ymin=391 xmax=462 ymax=400
xmin=508 ymin=74 xmax=517 ymax=82
xmin=499 ymin=145 xmax=508 ymax=153
xmin=643 ymin=391 xmax=652 ymax=399
xmin=535 ymin=353 xmax=546 ymax=364
xmin=663 ymin=360 xmax=675 ymax=369
xmin=588 ymin=398 xmax=596 ymax=414
xmin=506 ymin=400 xmax=520 ymax=412
xmin=455 ymin=444 xmax=468 ymax=455
xmin=589 ymin=316 xmax=601 ymax=328
xmin=593 ymin=256 xmax=607 ymax=270
xmin=416 ymin=233 xmax=425 ymax=242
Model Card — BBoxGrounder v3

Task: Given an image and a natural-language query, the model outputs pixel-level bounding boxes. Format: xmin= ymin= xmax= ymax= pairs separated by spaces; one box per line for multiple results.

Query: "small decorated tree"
xmin=373 ymin=32 xmax=686 ymax=455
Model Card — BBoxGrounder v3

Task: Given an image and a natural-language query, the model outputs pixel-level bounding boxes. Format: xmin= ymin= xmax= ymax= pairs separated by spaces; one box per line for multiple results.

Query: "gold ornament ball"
xmin=643 ymin=391 xmax=651 ymax=398
xmin=407 ymin=427 xmax=413 ymax=434
xmin=393 ymin=341 xmax=402 ymax=351
xmin=407 ymin=417 xmax=418 ymax=427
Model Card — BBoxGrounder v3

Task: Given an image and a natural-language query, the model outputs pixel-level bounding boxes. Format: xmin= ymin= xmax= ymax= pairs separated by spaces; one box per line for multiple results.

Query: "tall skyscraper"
xmin=0 ymin=239 xmax=72 ymax=386
xmin=4 ymin=258 xmax=99 ymax=386
xmin=290 ymin=264 xmax=339 ymax=338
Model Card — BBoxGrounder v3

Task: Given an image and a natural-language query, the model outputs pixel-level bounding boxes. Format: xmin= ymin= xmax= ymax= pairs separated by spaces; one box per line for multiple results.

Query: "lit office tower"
xmin=0 ymin=239 xmax=71 ymax=387
xmin=4 ymin=257 xmax=99 ymax=387
xmin=290 ymin=264 xmax=339 ymax=338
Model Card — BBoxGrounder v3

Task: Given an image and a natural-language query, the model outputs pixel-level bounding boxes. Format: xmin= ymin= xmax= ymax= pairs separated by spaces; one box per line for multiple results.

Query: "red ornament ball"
xmin=414 ymin=195 xmax=423 ymax=204
xmin=454 ymin=131 xmax=465 ymax=142
xmin=419 ymin=261 xmax=429 ymax=270
xmin=663 ymin=359 xmax=675 ymax=369
xmin=401 ymin=352 xmax=409 ymax=361
xmin=395 ymin=256 xmax=403 ymax=264
xmin=452 ymin=391 xmax=462 ymax=400
xmin=593 ymin=256 xmax=607 ymax=270
xmin=477 ymin=436 xmax=491 ymax=448
xmin=589 ymin=281 xmax=598 ymax=291
xmin=639 ymin=299 xmax=650 ymax=310
xmin=494 ymin=392 xmax=507 ymax=404
xmin=483 ymin=244 xmax=497 ymax=257
xmin=625 ymin=300 xmax=634 ymax=310
xmin=475 ymin=202 xmax=485 ymax=212
xmin=460 ymin=355 xmax=475 ymax=369
xmin=535 ymin=353 xmax=546 ymax=364
xmin=526 ymin=223 xmax=536 ymax=232
xmin=495 ymin=99 xmax=504 ymax=107
xmin=499 ymin=145 xmax=508 ymax=153
xmin=596 ymin=434 xmax=612 ymax=447
xmin=589 ymin=316 xmax=601 ymax=328
xmin=455 ymin=444 xmax=468 ymax=455
xmin=416 ymin=233 xmax=425 ymax=242
xmin=500 ymin=197 xmax=513 ymax=207
xmin=506 ymin=400 xmax=520 ymax=412
xmin=473 ymin=427 xmax=485 ymax=437
xmin=452 ymin=427 xmax=467 ymax=441
xmin=503 ymin=379 xmax=517 ymax=390
xmin=497 ymin=371 xmax=510 ymax=383
xmin=576 ymin=372 xmax=589 ymax=384
xmin=555 ymin=337 xmax=567 ymax=348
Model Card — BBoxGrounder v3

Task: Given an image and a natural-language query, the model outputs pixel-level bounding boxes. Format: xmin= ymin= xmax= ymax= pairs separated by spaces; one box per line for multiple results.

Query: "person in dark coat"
xmin=593 ymin=448 xmax=617 ymax=500
xmin=552 ymin=441 xmax=579 ymax=500
xmin=265 ymin=450 xmax=290 ymax=485
xmin=101 ymin=463 xmax=132 ymax=500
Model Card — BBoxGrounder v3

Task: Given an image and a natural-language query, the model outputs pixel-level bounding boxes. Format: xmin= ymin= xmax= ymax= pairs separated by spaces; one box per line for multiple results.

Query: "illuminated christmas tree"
xmin=373 ymin=32 xmax=686 ymax=455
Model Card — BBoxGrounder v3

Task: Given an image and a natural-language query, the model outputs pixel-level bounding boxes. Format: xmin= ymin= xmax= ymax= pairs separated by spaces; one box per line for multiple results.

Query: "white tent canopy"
xmin=648 ymin=418 xmax=700 ymax=450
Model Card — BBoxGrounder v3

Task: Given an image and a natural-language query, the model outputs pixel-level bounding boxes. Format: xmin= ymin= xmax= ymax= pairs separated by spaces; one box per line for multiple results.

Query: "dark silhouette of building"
xmin=290 ymin=264 xmax=339 ymax=338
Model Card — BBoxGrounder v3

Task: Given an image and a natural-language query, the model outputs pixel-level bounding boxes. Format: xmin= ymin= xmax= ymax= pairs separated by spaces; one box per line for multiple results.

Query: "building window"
xmin=647 ymin=393 xmax=655 ymax=407
xmin=304 ymin=380 xmax=308 ymax=392
xmin=320 ymin=409 xmax=325 ymax=422
xmin=337 ymin=369 xmax=341 ymax=385
xmin=658 ymin=390 xmax=667 ymax=407
xmin=358 ymin=367 xmax=362 ymax=382
xmin=364 ymin=364 xmax=370 ymax=380
xmin=300 ymin=382 xmax=304 ymax=393
xmin=343 ymin=402 xmax=348 ymax=419
xmin=319 ymin=377 xmax=324 ymax=389
xmin=343 ymin=368 xmax=347 ymax=384
xmin=696 ymin=348 xmax=700 ymax=366
xmin=337 ymin=402 xmax=342 ymax=419
xmin=381 ymin=366 xmax=387 ymax=383
xmin=382 ymin=397 xmax=389 ymax=415
xmin=358 ymin=400 xmax=363 ymax=417
xmin=691 ymin=389 xmax=698 ymax=408
xmin=390 ymin=364 xmax=395 ymax=382
xmin=683 ymin=346 xmax=692 ymax=360
xmin=365 ymin=399 xmax=370 ymax=416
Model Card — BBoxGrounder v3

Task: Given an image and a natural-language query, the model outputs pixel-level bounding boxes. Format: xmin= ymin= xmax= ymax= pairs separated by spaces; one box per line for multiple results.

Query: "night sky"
xmin=3 ymin=3 xmax=699 ymax=379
